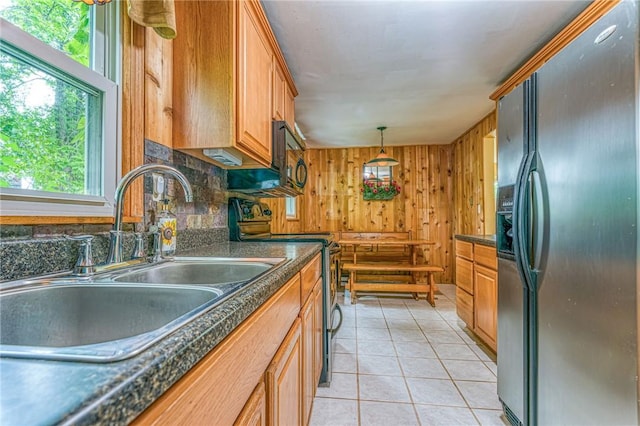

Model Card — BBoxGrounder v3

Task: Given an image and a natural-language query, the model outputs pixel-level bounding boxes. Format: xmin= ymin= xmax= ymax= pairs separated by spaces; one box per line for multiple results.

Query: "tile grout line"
xmin=332 ymin=286 xmax=500 ymax=426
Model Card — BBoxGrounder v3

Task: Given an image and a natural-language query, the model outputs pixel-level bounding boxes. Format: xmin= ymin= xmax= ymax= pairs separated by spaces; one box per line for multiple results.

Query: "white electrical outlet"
xmin=152 ymin=173 xmax=165 ymax=201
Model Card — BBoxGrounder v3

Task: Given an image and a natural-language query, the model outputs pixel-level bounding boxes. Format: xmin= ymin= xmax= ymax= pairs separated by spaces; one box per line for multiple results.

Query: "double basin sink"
xmin=0 ymin=257 xmax=287 ymax=363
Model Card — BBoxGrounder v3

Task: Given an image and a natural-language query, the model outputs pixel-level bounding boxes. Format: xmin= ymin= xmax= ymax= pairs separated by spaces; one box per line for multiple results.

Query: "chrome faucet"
xmin=107 ymin=164 xmax=194 ymax=264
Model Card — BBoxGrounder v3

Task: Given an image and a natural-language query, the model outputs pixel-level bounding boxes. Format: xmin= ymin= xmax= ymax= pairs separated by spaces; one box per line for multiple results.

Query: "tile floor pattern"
xmin=309 ymin=284 xmax=508 ymax=426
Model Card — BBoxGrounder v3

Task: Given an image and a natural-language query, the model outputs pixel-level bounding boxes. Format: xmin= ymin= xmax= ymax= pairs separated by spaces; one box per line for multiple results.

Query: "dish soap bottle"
xmin=157 ymin=199 xmax=177 ymax=256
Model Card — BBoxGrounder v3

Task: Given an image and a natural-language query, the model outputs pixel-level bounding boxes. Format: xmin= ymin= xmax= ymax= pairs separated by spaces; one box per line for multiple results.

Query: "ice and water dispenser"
xmin=497 ymin=185 xmax=515 ymax=258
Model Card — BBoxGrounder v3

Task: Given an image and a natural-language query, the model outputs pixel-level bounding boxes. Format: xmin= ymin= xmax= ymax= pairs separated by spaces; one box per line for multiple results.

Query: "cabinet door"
xmin=284 ymin=84 xmax=295 ymax=130
xmin=172 ymin=1 xmax=234 ymax=151
xmin=235 ymin=381 xmax=266 ymax=426
xmin=301 ymin=253 xmax=321 ymax=305
xmin=300 ymin=295 xmax=314 ymax=425
xmin=266 ymin=318 xmax=302 ymax=426
xmin=312 ymin=278 xmax=323 ymax=385
xmin=237 ymin=0 xmax=272 ymax=165
xmin=474 ymin=264 xmax=497 ymax=350
xmin=273 ymin=61 xmax=286 ymax=121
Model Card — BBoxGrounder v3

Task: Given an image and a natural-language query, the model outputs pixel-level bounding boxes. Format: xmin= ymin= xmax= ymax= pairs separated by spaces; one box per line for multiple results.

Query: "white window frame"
xmin=285 ymin=196 xmax=298 ymax=220
xmin=0 ymin=3 xmax=120 ymax=218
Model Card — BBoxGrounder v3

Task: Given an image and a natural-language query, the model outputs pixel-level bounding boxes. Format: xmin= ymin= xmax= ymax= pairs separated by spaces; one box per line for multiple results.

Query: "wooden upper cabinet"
xmin=284 ymin=83 xmax=295 ymax=130
xmin=273 ymin=60 xmax=286 ymax=121
xmin=237 ymin=0 xmax=272 ymax=165
xmin=172 ymin=0 xmax=297 ymax=168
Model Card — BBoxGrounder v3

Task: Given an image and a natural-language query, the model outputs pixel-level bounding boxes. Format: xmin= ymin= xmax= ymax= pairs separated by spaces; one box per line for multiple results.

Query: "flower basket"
xmin=361 ymin=180 xmax=401 ymax=201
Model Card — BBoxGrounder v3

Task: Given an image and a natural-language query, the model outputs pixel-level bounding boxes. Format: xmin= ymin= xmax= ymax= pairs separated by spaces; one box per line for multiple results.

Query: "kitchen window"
xmin=285 ymin=196 xmax=297 ymax=219
xmin=0 ymin=0 xmax=119 ymax=217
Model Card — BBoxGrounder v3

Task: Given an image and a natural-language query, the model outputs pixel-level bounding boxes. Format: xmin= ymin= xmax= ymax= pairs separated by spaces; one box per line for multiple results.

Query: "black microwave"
xmin=227 ymin=121 xmax=307 ymax=197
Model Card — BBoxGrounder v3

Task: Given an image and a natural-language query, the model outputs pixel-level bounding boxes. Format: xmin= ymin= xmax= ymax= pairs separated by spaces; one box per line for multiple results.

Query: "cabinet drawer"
xmin=474 ymin=244 xmax=497 ymax=269
xmin=455 ymin=240 xmax=473 ymax=261
xmin=455 ymin=257 xmax=473 ymax=294
xmin=456 ymin=287 xmax=474 ymax=328
xmin=301 ymin=253 xmax=322 ymax=304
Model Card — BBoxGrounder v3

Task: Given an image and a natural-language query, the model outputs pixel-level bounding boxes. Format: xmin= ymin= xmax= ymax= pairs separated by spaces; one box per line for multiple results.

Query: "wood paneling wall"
xmin=144 ymin=28 xmax=173 ymax=148
xmin=268 ymin=144 xmax=455 ymax=283
xmin=451 ymin=112 xmax=497 ymax=237
xmin=268 ymin=112 xmax=497 ymax=284
xmin=261 ymin=198 xmax=304 ymax=234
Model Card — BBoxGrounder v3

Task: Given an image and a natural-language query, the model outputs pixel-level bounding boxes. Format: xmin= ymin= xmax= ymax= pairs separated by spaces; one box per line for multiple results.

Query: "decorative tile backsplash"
xmin=0 ymin=140 xmax=230 ymax=281
xmin=143 ymin=139 xmax=228 ymax=232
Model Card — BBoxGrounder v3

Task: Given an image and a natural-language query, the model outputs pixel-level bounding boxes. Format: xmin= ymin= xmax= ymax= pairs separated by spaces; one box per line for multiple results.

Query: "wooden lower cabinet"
xmin=300 ymin=293 xmax=314 ymax=424
xmin=455 ymin=286 xmax=474 ymax=327
xmin=235 ymin=381 xmax=266 ymax=426
xmin=455 ymin=239 xmax=498 ymax=351
xmin=132 ymin=273 xmax=301 ymax=426
xmin=301 ymin=275 xmax=323 ymax=424
xmin=132 ymin=254 xmax=323 ymax=426
xmin=312 ymin=278 xmax=323 ymax=385
xmin=455 ymin=256 xmax=474 ymax=294
xmin=266 ymin=318 xmax=302 ymax=426
xmin=455 ymin=255 xmax=474 ymax=329
xmin=474 ymin=264 xmax=498 ymax=351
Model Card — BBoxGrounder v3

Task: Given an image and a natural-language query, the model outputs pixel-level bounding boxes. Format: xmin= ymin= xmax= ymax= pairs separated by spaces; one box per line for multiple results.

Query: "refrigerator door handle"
xmin=512 ymin=151 xmax=529 ymax=288
xmin=531 ymin=169 xmax=544 ymax=273
xmin=514 ymin=151 xmax=537 ymax=292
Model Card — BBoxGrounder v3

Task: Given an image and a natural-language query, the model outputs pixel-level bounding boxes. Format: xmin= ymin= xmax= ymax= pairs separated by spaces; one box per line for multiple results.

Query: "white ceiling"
xmin=262 ymin=0 xmax=589 ymax=148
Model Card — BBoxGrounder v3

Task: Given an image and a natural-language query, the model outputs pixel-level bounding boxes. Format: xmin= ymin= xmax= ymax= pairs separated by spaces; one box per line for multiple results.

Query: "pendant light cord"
xmin=377 ymin=126 xmax=387 ymax=152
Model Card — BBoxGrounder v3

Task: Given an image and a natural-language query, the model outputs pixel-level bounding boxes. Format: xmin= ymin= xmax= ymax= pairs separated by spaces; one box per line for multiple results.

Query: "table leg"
xmin=350 ymin=271 xmax=357 ymax=304
xmin=427 ymin=273 xmax=436 ymax=307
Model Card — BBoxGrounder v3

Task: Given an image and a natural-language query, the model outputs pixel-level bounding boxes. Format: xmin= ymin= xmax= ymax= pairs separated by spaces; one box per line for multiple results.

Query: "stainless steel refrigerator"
xmin=496 ymin=2 xmax=639 ymax=425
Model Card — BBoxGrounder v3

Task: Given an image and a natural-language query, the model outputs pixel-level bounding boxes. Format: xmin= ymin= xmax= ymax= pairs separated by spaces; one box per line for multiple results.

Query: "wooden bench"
xmin=341 ymin=262 xmax=444 ymax=306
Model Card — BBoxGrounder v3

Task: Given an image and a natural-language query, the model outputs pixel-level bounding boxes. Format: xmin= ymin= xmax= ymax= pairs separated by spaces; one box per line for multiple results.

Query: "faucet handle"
xmin=66 ymin=235 xmax=96 ymax=275
xmin=132 ymin=232 xmax=146 ymax=259
xmin=149 ymin=226 xmax=163 ymax=263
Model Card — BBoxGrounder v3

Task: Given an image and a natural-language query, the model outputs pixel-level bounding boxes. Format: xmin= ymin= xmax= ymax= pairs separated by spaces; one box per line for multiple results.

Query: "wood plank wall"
xmin=265 ymin=144 xmax=455 ymax=283
xmin=267 ymin=111 xmax=497 ymax=284
xmin=451 ymin=112 xmax=497 ymax=236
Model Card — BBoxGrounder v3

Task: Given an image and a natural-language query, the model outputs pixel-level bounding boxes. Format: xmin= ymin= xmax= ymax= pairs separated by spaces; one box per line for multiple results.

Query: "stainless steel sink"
xmin=0 ymin=283 xmax=224 ymax=362
xmin=110 ymin=257 xmax=286 ymax=286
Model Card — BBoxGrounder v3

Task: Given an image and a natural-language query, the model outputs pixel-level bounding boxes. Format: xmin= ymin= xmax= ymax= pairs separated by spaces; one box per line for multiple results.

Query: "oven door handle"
xmin=328 ymin=304 xmax=343 ymax=334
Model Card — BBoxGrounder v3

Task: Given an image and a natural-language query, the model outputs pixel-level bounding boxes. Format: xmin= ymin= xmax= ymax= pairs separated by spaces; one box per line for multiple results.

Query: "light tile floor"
xmin=309 ymin=284 xmax=508 ymax=426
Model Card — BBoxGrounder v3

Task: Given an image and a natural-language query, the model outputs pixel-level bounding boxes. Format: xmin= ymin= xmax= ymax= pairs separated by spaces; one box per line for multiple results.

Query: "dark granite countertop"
xmin=455 ymin=234 xmax=496 ymax=247
xmin=0 ymin=241 xmax=322 ymax=426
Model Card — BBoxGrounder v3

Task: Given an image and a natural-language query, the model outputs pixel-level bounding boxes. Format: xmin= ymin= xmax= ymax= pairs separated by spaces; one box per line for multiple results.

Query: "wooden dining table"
xmin=337 ymin=238 xmax=441 ymax=305
xmin=337 ymin=238 xmax=436 ymax=265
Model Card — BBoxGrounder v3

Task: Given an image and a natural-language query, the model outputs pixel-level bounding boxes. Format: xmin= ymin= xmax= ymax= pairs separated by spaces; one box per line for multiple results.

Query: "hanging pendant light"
xmin=365 ymin=126 xmax=399 ymax=167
